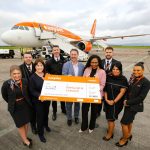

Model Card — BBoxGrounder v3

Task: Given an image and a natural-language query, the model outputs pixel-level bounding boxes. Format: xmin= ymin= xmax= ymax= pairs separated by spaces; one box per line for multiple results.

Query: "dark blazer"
xmin=45 ymin=55 xmax=66 ymax=75
xmin=20 ymin=62 xmax=35 ymax=81
xmin=102 ymin=58 xmax=122 ymax=74
xmin=126 ymin=77 xmax=150 ymax=112
xmin=29 ymin=73 xmax=44 ymax=101
xmin=1 ymin=78 xmax=32 ymax=113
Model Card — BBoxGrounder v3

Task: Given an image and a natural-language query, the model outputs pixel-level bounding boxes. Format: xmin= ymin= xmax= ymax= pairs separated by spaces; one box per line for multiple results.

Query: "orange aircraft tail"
xmin=90 ymin=19 xmax=97 ymax=38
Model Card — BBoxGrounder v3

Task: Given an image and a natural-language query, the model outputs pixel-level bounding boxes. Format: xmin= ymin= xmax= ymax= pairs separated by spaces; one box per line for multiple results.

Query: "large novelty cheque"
xmin=39 ymin=74 xmax=101 ymax=103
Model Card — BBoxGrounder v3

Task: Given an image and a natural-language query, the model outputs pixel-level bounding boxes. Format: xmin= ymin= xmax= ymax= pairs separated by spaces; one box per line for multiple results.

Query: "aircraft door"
xmin=32 ymin=23 xmax=42 ymax=37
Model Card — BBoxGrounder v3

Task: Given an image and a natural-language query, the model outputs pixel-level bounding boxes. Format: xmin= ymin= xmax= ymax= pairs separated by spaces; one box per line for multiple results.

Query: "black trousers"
xmin=97 ymin=97 xmax=104 ymax=114
xmin=51 ymin=101 xmax=66 ymax=113
xmin=97 ymin=103 xmax=102 ymax=114
xmin=30 ymin=100 xmax=37 ymax=129
xmin=81 ymin=103 xmax=98 ymax=130
xmin=35 ymin=101 xmax=50 ymax=136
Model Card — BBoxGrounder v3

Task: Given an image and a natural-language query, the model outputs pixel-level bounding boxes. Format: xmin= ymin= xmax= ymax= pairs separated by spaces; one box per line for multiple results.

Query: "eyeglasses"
xmin=91 ymin=62 xmax=98 ymax=64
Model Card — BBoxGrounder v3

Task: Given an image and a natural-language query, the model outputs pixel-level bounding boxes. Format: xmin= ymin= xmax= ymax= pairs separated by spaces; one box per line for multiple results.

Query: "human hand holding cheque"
xmin=39 ymin=74 xmax=101 ymax=103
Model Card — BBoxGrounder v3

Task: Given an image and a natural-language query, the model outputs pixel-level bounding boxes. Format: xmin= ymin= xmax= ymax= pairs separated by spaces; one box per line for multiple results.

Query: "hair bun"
xmin=135 ymin=62 xmax=144 ymax=69
xmin=138 ymin=62 xmax=144 ymax=65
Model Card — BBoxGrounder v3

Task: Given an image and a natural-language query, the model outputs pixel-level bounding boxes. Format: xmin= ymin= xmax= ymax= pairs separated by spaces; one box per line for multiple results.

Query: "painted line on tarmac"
xmin=0 ymin=125 xmax=15 ymax=137
xmin=124 ymin=55 xmax=148 ymax=71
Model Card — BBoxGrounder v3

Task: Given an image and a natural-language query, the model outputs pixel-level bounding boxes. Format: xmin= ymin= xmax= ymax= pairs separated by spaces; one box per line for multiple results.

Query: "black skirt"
xmin=104 ymin=100 xmax=123 ymax=121
xmin=10 ymin=100 xmax=31 ymax=128
xmin=121 ymin=107 xmax=137 ymax=125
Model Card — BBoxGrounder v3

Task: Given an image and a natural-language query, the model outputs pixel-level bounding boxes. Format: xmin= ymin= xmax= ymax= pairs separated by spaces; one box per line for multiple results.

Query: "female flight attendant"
xmin=116 ymin=62 xmax=150 ymax=147
xmin=1 ymin=65 xmax=32 ymax=148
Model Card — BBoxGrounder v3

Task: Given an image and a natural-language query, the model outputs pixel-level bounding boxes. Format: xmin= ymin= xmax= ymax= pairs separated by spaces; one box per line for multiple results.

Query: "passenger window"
xmin=11 ymin=26 xmax=19 ymax=30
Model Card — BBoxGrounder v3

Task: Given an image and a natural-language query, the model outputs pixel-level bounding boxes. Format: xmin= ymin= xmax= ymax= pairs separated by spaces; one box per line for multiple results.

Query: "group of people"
xmin=1 ymin=46 xmax=150 ymax=148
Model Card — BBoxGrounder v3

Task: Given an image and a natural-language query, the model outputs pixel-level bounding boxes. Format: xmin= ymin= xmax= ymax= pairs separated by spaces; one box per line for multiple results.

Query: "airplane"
xmin=1 ymin=19 xmax=150 ymax=61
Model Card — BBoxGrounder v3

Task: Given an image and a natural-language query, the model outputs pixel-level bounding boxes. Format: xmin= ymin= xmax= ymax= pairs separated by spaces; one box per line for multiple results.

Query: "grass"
xmin=111 ymin=45 xmax=150 ymax=49
xmin=0 ymin=46 xmax=20 ymax=49
xmin=1 ymin=45 xmax=150 ymax=51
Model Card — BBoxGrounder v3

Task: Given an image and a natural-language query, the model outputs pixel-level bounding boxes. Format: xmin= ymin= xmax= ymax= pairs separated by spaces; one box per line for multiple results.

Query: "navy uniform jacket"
xmin=126 ymin=77 xmax=150 ymax=112
xmin=1 ymin=78 xmax=32 ymax=113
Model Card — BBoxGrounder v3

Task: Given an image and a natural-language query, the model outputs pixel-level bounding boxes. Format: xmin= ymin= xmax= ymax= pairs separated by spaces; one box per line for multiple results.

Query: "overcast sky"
xmin=0 ymin=0 xmax=150 ymax=46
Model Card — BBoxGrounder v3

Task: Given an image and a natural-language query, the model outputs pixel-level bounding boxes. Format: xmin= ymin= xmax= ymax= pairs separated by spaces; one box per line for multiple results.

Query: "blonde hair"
xmin=10 ymin=65 xmax=21 ymax=75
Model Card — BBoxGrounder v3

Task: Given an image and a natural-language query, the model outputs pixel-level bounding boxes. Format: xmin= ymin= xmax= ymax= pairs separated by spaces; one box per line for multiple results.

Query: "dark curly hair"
xmin=84 ymin=55 xmax=102 ymax=71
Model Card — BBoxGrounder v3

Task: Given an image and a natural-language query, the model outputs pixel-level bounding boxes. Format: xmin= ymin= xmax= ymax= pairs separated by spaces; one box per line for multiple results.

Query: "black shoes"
xmin=27 ymin=137 xmax=32 ymax=142
xmin=75 ymin=118 xmax=79 ymax=124
xmin=45 ymin=126 xmax=51 ymax=132
xmin=23 ymin=141 xmax=32 ymax=148
xmin=39 ymin=135 xmax=46 ymax=143
xmin=128 ymin=135 xmax=132 ymax=141
xmin=115 ymin=140 xmax=128 ymax=147
xmin=67 ymin=120 xmax=72 ymax=126
xmin=103 ymin=134 xmax=114 ymax=141
xmin=52 ymin=113 xmax=57 ymax=121
xmin=120 ymin=135 xmax=132 ymax=141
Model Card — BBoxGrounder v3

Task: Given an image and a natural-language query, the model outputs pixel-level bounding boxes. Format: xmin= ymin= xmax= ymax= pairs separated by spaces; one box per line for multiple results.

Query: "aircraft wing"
xmin=49 ymin=36 xmax=88 ymax=61
xmin=91 ymin=34 xmax=150 ymax=41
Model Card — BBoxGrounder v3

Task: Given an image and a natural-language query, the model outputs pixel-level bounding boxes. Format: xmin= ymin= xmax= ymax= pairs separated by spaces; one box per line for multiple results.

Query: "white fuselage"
xmin=1 ymin=27 xmax=48 ymax=47
xmin=1 ymin=24 xmax=89 ymax=61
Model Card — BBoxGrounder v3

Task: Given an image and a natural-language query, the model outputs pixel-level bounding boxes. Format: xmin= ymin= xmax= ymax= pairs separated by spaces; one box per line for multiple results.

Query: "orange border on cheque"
xmin=39 ymin=74 xmax=101 ymax=103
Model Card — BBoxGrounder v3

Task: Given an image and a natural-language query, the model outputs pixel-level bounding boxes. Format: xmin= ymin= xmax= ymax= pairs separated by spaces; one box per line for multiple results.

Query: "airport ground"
xmin=0 ymin=48 xmax=150 ymax=150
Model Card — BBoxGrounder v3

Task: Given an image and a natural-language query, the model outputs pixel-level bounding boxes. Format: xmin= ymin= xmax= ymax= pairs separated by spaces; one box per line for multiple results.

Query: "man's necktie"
xmin=105 ymin=61 xmax=110 ymax=71
xmin=27 ymin=65 xmax=31 ymax=72
xmin=56 ymin=58 xmax=59 ymax=62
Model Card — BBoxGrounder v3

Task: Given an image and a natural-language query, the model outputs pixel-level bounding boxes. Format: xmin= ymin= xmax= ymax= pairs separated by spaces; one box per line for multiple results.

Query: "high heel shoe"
xmin=27 ymin=137 xmax=32 ymax=142
xmin=102 ymin=134 xmax=114 ymax=141
xmin=23 ymin=142 xmax=32 ymax=148
xmin=128 ymin=135 xmax=132 ymax=141
xmin=120 ymin=135 xmax=132 ymax=141
xmin=115 ymin=140 xmax=128 ymax=147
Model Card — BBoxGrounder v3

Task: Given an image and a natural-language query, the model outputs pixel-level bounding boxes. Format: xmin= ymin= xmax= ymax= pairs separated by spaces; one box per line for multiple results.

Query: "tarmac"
xmin=0 ymin=48 xmax=150 ymax=150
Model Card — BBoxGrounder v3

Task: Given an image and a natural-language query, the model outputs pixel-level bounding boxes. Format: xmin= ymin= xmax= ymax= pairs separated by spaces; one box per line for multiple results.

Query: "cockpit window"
xmin=11 ymin=25 xmax=19 ymax=30
xmin=11 ymin=25 xmax=29 ymax=31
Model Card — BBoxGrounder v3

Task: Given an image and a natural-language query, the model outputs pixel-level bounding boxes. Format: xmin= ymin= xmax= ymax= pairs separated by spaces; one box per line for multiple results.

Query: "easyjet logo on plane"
xmin=43 ymin=25 xmax=64 ymax=33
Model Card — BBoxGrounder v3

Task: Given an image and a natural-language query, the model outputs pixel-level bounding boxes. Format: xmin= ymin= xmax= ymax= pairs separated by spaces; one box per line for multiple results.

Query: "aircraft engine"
xmin=77 ymin=41 xmax=92 ymax=53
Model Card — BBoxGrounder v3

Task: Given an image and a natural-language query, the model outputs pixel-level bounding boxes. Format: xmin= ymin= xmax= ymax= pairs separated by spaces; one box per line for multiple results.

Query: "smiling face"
xmin=52 ymin=46 xmax=60 ymax=58
xmin=35 ymin=62 xmax=44 ymax=73
xmin=23 ymin=53 xmax=32 ymax=65
xmin=112 ymin=66 xmax=120 ymax=76
xmin=105 ymin=49 xmax=113 ymax=60
xmin=90 ymin=58 xmax=99 ymax=69
xmin=70 ymin=50 xmax=78 ymax=63
xmin=133 ymin=66 xmax=144 ymax=78
xmin=11 ymin=69 xmax=22 ymax=81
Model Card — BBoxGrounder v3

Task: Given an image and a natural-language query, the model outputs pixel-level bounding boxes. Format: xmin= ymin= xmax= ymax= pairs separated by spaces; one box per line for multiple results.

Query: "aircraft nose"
xmin=1 ymin=31 xmax=13 ymax=45
xmin=1 ymin=32 xmax=9 ymax=43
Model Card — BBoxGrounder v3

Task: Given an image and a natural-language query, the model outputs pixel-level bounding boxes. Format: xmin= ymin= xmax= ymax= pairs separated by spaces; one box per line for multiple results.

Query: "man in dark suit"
xmin=102 ymin=46 xmax=122 ymax=74
xmin=97 ymin=47 xmax=122 ymax=117
xmin=20 ymin=52 xmax=37 ymax=134
xmin=45 ymin=45 xmax=66 ymax=121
